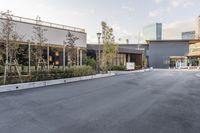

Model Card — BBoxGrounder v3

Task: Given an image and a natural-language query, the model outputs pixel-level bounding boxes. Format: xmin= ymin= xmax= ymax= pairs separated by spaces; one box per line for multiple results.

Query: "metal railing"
xmin=0 ymin=13 xmax=85 ymax=33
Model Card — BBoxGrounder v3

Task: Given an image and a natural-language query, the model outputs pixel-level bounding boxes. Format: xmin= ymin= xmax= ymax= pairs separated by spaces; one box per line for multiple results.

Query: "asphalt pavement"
xmin=0 ymin=70 xmax=200 ymax=133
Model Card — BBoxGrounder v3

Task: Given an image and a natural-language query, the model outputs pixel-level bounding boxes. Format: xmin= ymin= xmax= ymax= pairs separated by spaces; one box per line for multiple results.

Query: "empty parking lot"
xmin=0 ymin=70 xmax=200 ymax=133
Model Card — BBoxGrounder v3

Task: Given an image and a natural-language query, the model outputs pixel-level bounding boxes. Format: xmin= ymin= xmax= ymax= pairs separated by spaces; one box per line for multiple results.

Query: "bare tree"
xmin=0 ymin=10 xmax=23 ymax=84
xmin=64 ymin=32 xmax=79 ymax=66
xmin=32 ymin=16 xmax=48 ymax=71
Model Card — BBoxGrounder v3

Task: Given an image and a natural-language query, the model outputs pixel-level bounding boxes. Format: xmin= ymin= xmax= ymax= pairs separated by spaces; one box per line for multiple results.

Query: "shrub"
xmin=135 ymin=65 xmax=142 ymax=70
xmin=83 ymin=56 xmax=96 ymax=70
xmin=67 ymin=65 xmax=95 ymax=77
xmin=0 ymin=65 xmax=96 ymax=85
xmin=111 ymin=65 xmax=126 ymax=71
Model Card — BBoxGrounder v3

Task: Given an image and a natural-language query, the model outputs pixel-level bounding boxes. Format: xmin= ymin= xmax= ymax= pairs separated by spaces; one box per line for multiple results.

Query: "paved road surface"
xmin=0 ymin=70 xmax=200 ymax=133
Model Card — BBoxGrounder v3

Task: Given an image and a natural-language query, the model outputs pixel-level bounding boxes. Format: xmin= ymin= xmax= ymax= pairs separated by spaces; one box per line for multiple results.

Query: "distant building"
xmin=195 ymin=16 xmax=200 ymax=39
xmin=146 ymin=40 xmax=190 ymax=68
xmin=143 ymin=23 xmax=162 ymax=40
xmin=182 ymin=31 xmax=195 ymax=40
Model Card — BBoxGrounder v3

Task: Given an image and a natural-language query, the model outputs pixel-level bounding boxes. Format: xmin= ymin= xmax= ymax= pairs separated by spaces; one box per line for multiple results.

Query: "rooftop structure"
xmin=182 ymin=31 xmax=195 ymax=40
xmin=0 ymin=13 xmax=85 ymax=33
xmin=0 ymin=13 xmax=87 ymax=48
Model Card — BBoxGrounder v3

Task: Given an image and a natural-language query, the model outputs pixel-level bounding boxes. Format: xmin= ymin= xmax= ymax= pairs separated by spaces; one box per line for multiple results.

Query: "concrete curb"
xmin=0 ymin=73 xmax=114 ymax=93
xmin=153 ymin=69 xmax=200 ymax=72
xmin=112 ymin=69 xmax=151 ymax=76
xmin=0 ymin=69 xmax=150 ymax=93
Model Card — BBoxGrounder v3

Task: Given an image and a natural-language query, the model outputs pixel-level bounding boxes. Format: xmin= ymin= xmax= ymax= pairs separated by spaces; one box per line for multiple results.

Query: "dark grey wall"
xmin=149 ymin=41 xmax=189 ymax=68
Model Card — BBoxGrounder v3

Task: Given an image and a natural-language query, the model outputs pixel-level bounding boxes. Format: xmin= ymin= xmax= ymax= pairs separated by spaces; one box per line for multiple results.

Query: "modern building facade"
xmin=182 ymin=31 xmax=195 ymax=40
xmin=143 ymin=23 xmax=162 ymax=40
xmin=188 ymin=41 xmax=200 ymax=66
xmin=87 ymin=44 xmax=147 ymax=68
xmin=147 ymin=40 xmax=190 ymax=68
xmin=0 ymin=14 xmax=87 ymax=68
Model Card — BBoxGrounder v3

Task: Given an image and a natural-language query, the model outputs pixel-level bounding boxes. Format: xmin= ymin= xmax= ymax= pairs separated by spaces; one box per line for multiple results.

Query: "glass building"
xmin=143 ymin=23 xmax=162 ymax=40
xmin=182 ymin=31 xmax=195 ymax=40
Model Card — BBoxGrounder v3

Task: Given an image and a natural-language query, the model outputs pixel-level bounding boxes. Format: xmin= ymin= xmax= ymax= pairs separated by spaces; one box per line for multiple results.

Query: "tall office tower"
xmin=195 ymin=16 xmax=200 ymax=39
xmin=143 ymin=23 xmax=162 ymax=40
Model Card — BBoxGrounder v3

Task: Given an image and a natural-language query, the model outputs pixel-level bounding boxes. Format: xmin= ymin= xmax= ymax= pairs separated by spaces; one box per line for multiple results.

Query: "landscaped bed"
xmin=0 ymin=65 xmax=95 ymax=85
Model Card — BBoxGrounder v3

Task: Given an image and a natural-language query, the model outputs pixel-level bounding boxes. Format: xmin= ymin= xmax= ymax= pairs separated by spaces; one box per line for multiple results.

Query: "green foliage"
xmin=101 ymin=21 xmax=118 ymax=73
xmin=111 ymin=65 xmax=126 ymax=71
xmin=142 ymin=56 xmax=148 ymax=68
xmin=135 ymin=65 xmax=142 ymax=70
xmin=0 ymin=65 xmax=96 ymax=85
xmin=83 ymin=56 xmax=96 ymax=69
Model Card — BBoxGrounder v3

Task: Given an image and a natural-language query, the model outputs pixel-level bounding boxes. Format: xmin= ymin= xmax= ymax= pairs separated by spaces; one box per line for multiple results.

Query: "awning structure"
xmin=188 ymin=51 xmax=200 ymax=57
xmin=87 ymin=44 xmax=144 ymax=54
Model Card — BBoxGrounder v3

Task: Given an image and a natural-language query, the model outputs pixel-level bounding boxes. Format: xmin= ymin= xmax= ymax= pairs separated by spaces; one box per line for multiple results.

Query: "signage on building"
xmin=126 ymin=62 xmax=135 ymax=70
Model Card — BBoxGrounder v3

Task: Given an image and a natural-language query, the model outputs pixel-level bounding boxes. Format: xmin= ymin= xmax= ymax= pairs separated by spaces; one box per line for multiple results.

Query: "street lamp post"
xmin=97 ymin=33 xmax=101 ymax=73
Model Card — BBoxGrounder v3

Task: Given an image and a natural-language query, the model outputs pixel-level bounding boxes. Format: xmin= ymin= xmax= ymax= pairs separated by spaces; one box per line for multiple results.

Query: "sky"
xmin=0 ymin=0 xmax=200 ymax=43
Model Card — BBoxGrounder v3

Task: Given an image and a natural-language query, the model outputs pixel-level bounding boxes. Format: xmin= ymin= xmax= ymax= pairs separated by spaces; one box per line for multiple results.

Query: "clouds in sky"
xmin=0 ymin=0 xmax=199 ymax=43
xmin=149 ymin=9 xmax=163 ymax=18
xmin=163 ymin=19 xmax=195 ymax=39
xmin=151 ymin=0 xmax=196 ymax=18
xmin=154 ymin=0 xmax=195 ymax=7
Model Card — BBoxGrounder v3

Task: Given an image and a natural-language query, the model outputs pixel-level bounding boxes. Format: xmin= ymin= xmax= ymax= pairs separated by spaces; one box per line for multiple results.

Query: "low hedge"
xmin=0 ymin=65 xmax=96 ymax=85
xmin=111 ymin=65 xmax=126 ymax=71
xmin=31 ymin=65 xmax=96 ymax=81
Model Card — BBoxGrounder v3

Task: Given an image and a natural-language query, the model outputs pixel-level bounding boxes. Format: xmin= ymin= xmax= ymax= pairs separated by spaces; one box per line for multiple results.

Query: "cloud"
xmin=183 ymin=1 xmax=194 ymax=8
xmin=111 ymin=24 xmax=137 ymax=43
xmin=163 ymin=19 xmax=195 ymax=39
xmin=149 ymin=0 xmax=195 ymax=18
xmin=171 ymin=0 xmax=180 ymax=7
xmin=154 ymin=0 xmax=195 ymax=9
xmin=154 ymin=0 xmax=163 ymax=4
xmin=149 ymin=8 xmax=168 ymax=18
xmin=121 ymin=5 xmax=135 ymax=12
xmin=121 ymin=1 xmax=135 ymax=13
xmin=149 ymin=9 xmax=163 ymax=17
xmin=170 ymin=0 xmax=195 ymax=8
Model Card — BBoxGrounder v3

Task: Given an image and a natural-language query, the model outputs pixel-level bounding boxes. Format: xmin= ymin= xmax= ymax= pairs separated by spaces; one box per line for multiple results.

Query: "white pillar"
xmin=80 ymin=49 xmax=83 ymax=66
xmin=77 ymin=47 xmax=79 ymax=66
xmin=124 ymin=54 xmax=126 ymax=65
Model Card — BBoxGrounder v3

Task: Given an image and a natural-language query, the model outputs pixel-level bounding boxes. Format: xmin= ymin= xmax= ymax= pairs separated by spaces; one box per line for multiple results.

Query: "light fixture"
xmin=55 ymin=51 xmax=59 ymax=56
xmin=55 ymin=61 xmax=59 ymax=65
